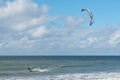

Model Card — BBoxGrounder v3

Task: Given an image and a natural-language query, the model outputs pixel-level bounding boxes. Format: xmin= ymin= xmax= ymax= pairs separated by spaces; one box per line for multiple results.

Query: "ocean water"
xmin=0 ymin=56 xmax=120 ymax=80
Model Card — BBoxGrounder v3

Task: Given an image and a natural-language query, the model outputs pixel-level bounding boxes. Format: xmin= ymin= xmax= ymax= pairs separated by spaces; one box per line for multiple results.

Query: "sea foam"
xmin=1 ymin=72 xmax=120 ymax=80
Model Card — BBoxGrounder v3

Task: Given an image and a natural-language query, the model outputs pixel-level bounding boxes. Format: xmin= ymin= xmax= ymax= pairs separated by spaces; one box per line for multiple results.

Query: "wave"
xmin=27 ymin=65 xmax=63 ymax=72
xmin=1 ymin=72 xmax=120 ymax=80
xmin=28 ymin=67 xmax=54 ymax=72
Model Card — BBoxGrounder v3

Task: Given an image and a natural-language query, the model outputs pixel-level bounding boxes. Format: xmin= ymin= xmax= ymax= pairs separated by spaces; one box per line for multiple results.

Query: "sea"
xmin=0 ymin=56 xmax=120 ymax=80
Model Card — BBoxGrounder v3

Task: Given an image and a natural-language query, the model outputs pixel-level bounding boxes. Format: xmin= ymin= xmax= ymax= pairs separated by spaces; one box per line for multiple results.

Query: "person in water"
xmin=28 ymin=66 xmax=32 ymax=72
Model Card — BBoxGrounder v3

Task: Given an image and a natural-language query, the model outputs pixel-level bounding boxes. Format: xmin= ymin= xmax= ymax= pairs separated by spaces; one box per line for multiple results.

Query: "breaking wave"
xmin=1 ymin=72 xmax=120 ymax=80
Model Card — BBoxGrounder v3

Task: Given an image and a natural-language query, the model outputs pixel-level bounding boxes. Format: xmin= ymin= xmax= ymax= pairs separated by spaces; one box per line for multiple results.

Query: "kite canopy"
xmin=81 ymin=8 xmax=94 ymax=26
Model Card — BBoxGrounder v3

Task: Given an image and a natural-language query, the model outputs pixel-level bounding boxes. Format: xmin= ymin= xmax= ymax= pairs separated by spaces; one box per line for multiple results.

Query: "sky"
xmin=0 ymin=0 xmax=120 ymax=55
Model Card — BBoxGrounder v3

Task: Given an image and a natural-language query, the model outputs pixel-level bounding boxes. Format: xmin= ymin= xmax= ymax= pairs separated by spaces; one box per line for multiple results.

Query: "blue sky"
xmin=33 ymin=0 xmax=120 ymax=28
xmin=0 ymin=0 xmax=120 ymax=55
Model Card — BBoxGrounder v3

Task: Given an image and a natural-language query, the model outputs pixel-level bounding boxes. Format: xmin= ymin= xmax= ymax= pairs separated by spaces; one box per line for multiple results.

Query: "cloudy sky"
xmin=0 ymin=0 xmax=120 ymax=55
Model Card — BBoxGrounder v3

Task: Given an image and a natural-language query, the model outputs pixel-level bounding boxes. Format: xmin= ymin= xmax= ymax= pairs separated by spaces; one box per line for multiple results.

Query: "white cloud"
xmin=109 ymin=30 xmax=120 ymax=47
xmin=79 ymin=37 xmax=103 ymax=48
xmin=66 ymin=16 xmax=84 ymax=27
xmin=40 ymin=4 xmax=50 ymax=14
xmin=0 ymin=0 xmax=37 ymax=19
xmin=0 ymin=37 xmax=36 ymax=49
xmin=15 ymin=16 xmax=59 ymax=31
xmin=31 ymin=26 xmax=48 ymax=38
xmin=0 ymin=0 xmax=56 ymax=31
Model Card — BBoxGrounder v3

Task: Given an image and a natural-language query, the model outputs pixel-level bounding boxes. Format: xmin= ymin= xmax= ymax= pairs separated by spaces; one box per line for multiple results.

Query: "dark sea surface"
xmin=0 ymin=56 xmax=120 ymax=80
